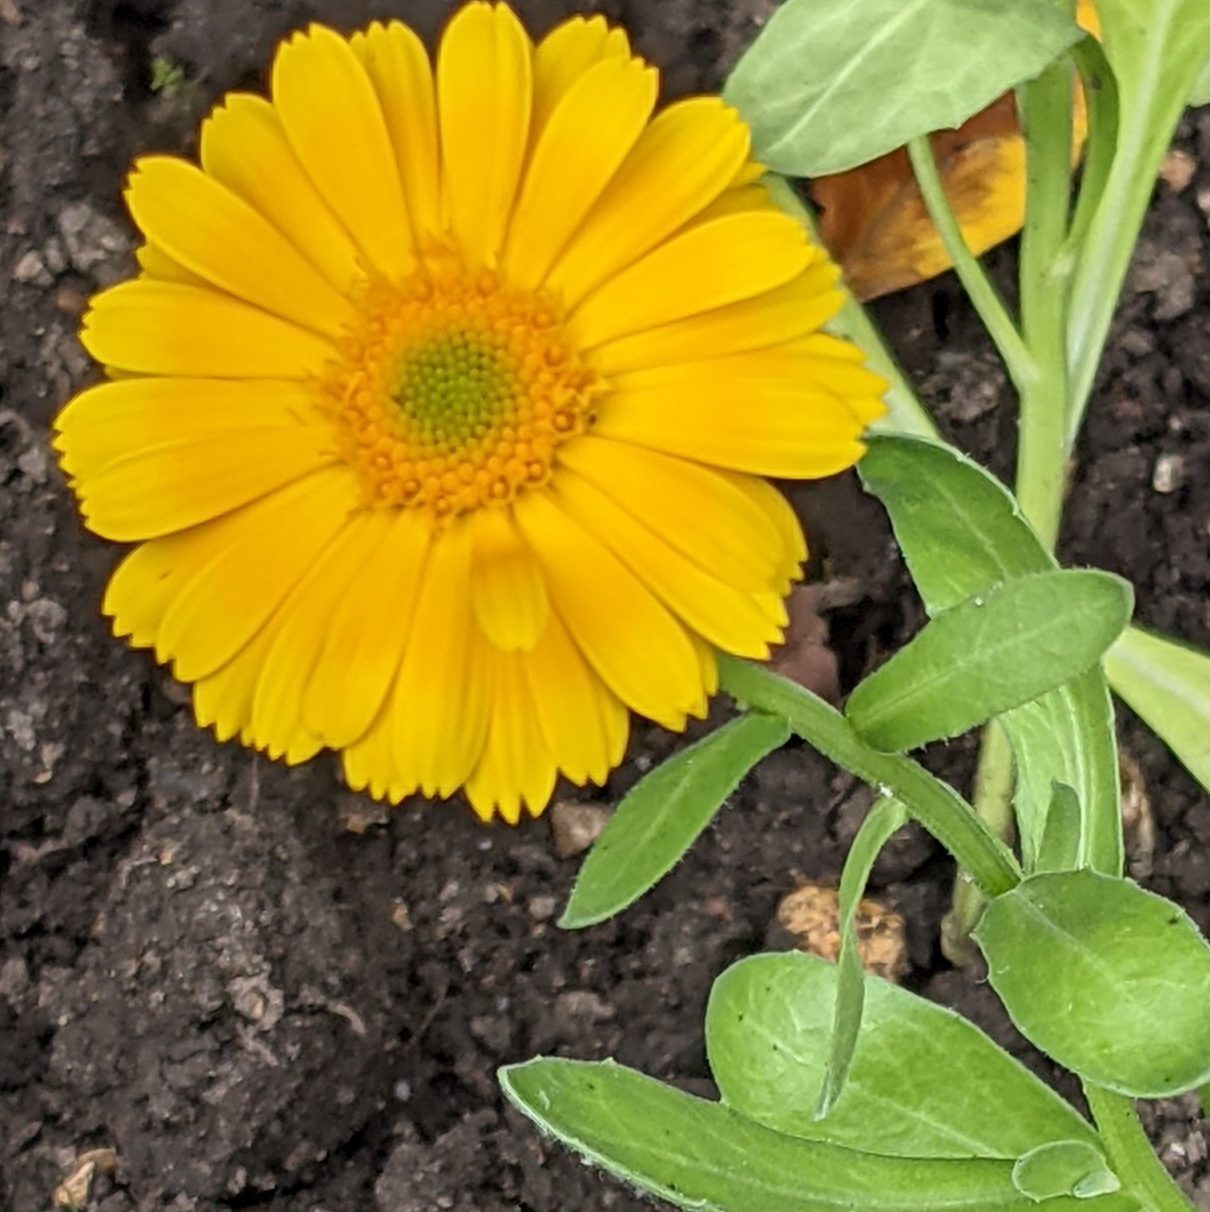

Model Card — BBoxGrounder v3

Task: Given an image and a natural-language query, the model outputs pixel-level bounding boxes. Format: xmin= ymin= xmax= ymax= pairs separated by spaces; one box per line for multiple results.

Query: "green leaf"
xmin=975 ymin=870 xmax=1210 ymax=1097
xmin=1035 ymin=784 xmax=1081 ymax=875
xmin=706 ymin=952 xmax=1100 ymax=1160
xmin=723 ymin=0 xmax=1083 ymax=177
xmin=816 ymin=795 xmax=908 ymax=1119
xmin=1104 ymin=624 xmax=1210 ymax=798
xmin=499 ymin=1058 xmax=1133 ymax=1212
xmin=1193 ymin=53 xmax=1210 ymax=105
xmin=719 ymin=656 xmax=1021 ymax=900
xmin=1012 ymin=1142 xmax=1120 ymax=1202
xmin=857 ymin=435 xmax=1122 ymax=874
xmin=559 ymin=713 xmax=789 ymax=929
xmin=846 ymin=571 xmax=1133 ymax=754
xmin=1066 ymin=0 xmax=1210 ymax=424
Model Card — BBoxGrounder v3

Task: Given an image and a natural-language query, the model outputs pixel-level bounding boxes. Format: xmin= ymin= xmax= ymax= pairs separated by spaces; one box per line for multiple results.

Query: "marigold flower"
xmin=55 ymin=2 xmax=884 ymax=822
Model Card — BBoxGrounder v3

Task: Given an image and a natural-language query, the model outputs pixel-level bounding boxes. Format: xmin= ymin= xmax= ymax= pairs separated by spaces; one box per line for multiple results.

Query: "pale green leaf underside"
xmin=723 ymin=0 xmax=1082 ymax=176
xmin=500 ymin=1057 xmax=1134 ymax=1212
xmin=1104 ymin=624 xmax=1210 ymax=798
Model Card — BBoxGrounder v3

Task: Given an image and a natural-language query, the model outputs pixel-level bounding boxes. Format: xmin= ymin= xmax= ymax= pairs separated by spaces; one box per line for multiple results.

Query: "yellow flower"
xmin=54 ymin=2 xmax=883 ymax=823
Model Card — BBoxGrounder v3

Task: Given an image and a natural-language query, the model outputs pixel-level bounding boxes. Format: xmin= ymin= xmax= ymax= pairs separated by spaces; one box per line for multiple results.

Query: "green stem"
xmin=1016 ymin=59 xmax=1076 ymax=554
xmin=905 ymin=136 xmax=1039 ymax=397
xmin=1085 ymin=1085 xmax=1197 ymax=1212
xmin=718 ymin=656 xmax=1022 ymax=900
xmin=942 ymin=723 xmax=1015 ymax=964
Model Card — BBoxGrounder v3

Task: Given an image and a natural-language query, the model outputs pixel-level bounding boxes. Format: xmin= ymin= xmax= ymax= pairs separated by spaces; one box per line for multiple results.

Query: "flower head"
xmin=55 ymin=2 xmax=885 ymax=822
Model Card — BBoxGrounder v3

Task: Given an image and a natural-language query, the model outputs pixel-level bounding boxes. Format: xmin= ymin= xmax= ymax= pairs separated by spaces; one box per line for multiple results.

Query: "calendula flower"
xmin=54 ymin=2 xmax=884 ymax=822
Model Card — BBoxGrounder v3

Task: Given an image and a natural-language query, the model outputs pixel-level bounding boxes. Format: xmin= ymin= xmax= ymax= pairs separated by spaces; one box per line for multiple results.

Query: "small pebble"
xmin=549 ymin=800 xmax=611 ymax=858
xmin=1159 ymin=148 xmax=1197 ymax=194
xmin=1152 ymin=453 xmax=1185 ymax=494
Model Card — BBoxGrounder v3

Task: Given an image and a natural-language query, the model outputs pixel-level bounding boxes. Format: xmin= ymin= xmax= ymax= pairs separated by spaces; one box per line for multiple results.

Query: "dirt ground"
xmin=1 ymin=2 xmax=1208 ymax=1209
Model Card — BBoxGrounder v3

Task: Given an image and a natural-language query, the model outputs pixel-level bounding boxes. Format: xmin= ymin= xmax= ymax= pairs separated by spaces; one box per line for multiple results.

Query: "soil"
xmin=1 ymin=2 xmax=1208 ymax=1209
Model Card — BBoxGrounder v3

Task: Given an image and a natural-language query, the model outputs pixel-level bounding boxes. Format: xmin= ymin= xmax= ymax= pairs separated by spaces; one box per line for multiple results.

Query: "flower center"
xmin=320 ymin=260 xmax=603 ymax=519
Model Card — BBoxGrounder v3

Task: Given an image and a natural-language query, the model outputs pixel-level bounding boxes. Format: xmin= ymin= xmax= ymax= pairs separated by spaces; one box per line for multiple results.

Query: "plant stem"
xmin=1016 ymin=59 xmax=1075 ymax=554
xmin=941 ymin=722 xmax=1015 ymax=964
xmin=1085 ymin=1085 xmax=1198 ymax=1212
xmin=905 ymin=136 xmax=1038 ymax=397
xmin=718 ymin=655 xmax=1022 ymax=900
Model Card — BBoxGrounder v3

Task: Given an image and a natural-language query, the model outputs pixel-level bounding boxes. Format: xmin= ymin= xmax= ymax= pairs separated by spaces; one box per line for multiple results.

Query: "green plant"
xmin=501 ymin=2 xmax=1210 ymax=1209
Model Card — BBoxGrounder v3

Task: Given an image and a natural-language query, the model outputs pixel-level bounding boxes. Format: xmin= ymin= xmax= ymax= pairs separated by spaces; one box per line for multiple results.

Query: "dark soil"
xmin=1 ymin=2 xmax=1208 ymax=1209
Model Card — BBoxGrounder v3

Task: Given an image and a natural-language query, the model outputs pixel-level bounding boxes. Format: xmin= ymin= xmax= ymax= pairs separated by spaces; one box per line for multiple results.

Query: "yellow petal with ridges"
xmin=136 ymin=242 xmax=208 ymax=287
xmin=194 ymin=624 xmax=276 ymax=743
xmin=200 ymin=93 xmax=363 ymax=293
xmin=724 ymin=472 xmax=808 ymax=594
xmin=521 ymin=609 xmax=621 ymax=787
xmin=304 ymin=508 xmax=431 ymax=749
xmin=547 ymin=96 xmax=750 ymax=307
xmin=513 ymin=488 xmax=702 ymax=730
xmin=76 ymin=425 xmax=339 ymax=542
xmin=503 ymin=53 xmax=656 ymax=289
xmin=470 ymin=507 xmax=548 ymax=652
xmin=570 ymin=210 xmax=812 ymax=349
xmin=531 ymin=14 xmax=629 ymax=139
xmin=392 ymin=521 xmax=492 ymax=797
xmin=104 ymin=517 xmax=246 ymax=649
xmin=250 ymin=510 xmax=392 ymax=760
xmin=466 ymin=650 xmax=556 ymax=824
xmin=556 ymin=437 xmax=785 ymax=592
xmin=596 ymin=366 xmax=867 ymax=479
xmin=54 ymin=378 xmax=324 ymax=481
xmin=438 ymin=2 xmax=533 ymax=267
xmin=351 ymin=21 xmax=442 ymax=241
xmin=557 ymin=470 xmax=782 ymax=658
xmin=591 ymin=261 xmax=841 ymax=375
xmin=82 ymin=280 xmax=335 ymax=379
xmin=155 ymin=467 xmax=360 ymax=681
xmin=271 ymin=25 xmax=412 ymax=281
xmin=125 ymin=156 xmax=354 ymax=338
xmin=344 ymin=689 xmax=417 ymax=807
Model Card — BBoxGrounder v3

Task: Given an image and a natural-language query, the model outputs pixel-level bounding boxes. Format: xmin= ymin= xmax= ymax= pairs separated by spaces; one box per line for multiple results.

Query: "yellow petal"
xmin=556 ymin=470 xmax=782 ymax=658
xmin=193 ymin=624 xmax=276 ymax=743
xmin=503 ymin=52 xmax=657 ymax=289
xmin=569 ymin=211 xmax=812 ymax=349
xmin=595 ymin=364 xmax=867 ymax=479
xmin=200 ymin=93 xmax=363 ymax=294
xmin=54 ymin=377 xmax=325 ymax=481
xmin=470 ymin=507 xmax=548 ymax=652
xmin=250 ymin=510 xmax=392 ymax=760
xmin=271 ymin=25 xmax=412 ymax=280
xmin=465 ymin=649 xmax=557 ymax=824
xmin=784 ymin=332 xmax=891 ymax=414
xmin=125 ymin=156 xmax=354 ymax=338
xmin=136 ymin=242 xmax=208 ymax=287
xmin=513 ymin=488 xmax=703 ymax=730
xmin=81 ymin=280 xmax=335 ymax=379
xmin=590 ymin=261 xmax=841 ymax=376
xmin=723 ymin=472 xmax=808 ymax=593
xmin=105 ymin=519 xmax=246 ymax=649
xmin=304 ymin=508 xmax=431 ymax=749
xmin=392 ymin=521 xmax=492 ymax=797
xmin=531 ymin=14 xmax=630 ymax=139
xmin=556 ymin=436 xmax=786 ymax=592
xmin=343 ymin=688 xmax=416 ymax=806
xmin=521 ymin=608 xmax=624 ymax=786
xmin=155 ymin=467 xmax=360 ymax=681
xmin=437 ymin=2 xmax=533 ymax=267
xmin=547 ymin=96 xmax=750 ymax=307
xmin=75 ymin=425 xmax=339 ymax=542
xmin=351 ymin=21 xmax=442 ymax=241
